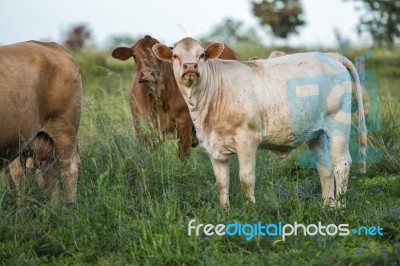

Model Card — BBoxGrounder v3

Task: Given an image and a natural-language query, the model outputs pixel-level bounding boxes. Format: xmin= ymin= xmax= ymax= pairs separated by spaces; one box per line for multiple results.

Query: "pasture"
xmin=0 ymin=45 xmax=399 ymax=265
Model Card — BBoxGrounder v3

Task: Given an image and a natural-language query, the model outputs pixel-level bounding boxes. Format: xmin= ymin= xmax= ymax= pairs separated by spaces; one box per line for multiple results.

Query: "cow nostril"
xmin=183 ymin=64 xmax=188 ymax=70
xmin=194 ymin=64 xmax=198 ymax=69
xmin=140 ymin=71 xmax=154 ymax=77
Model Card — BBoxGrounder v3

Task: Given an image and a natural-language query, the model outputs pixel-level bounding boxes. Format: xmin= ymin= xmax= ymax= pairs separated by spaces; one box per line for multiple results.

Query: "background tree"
xmin=345 ymin=0 xmax=400 ymax=48
xmin=252 ymin=0 xmax=305 ymax=40
xmin=62 ymin=24 xmax=92 ymax=51
xmin=106 ymin=34 xmax=139 ymax=50
xmin=200 ymin=18 xmax=262 ymax=44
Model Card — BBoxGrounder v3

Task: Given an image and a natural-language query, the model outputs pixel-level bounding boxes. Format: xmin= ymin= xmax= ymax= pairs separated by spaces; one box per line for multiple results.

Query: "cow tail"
xmin=341 ymin=56 xmax=367 ymax=174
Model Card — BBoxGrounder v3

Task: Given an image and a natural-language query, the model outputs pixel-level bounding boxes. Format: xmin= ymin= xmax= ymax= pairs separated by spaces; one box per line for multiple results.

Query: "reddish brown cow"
xmin=111 ymin=35 xmax=240 ymax=157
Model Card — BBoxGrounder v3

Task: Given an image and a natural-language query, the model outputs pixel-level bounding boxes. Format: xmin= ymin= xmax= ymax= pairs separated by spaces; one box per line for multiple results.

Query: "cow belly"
xmin=0 ymin=125 xmax=39 ymax=168
xmin=258 ymin=142 xmax=300 ymax=159
xmin=261 ymin=95 xmax=326 ymax=145
xmin=0 ymin=89 xmax=42 ymax=166
xmin=0 ymin=141 xmax=19 ymax=168
xmin=272 ymin=149 xmax=291 ymax=160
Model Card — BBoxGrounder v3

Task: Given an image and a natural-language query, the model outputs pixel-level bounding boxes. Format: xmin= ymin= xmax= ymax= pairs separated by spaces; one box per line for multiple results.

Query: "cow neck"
xmin=162 ymin=60 xmax=180 ymax=107
xmin=185 ymin=60 xmax=218 ymax=129
xmin=153 ymin=60 xmax=172 ymax=113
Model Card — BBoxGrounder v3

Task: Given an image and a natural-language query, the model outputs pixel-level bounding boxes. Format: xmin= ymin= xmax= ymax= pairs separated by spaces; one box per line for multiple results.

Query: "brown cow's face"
xmin=153 ymin=37 xmax=224 ymax=87
xmin=132 ymin=36 xmax=160 ymax=85
xmin=112 ymin=35 xmax=161 ymax=87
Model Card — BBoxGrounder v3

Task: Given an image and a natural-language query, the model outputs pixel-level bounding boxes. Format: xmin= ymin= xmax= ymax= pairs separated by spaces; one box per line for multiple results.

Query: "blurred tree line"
xmin=203 ymin=0 xmax=399 ymax=48
xmin=252 ymin=0 xmax=305 ymax=39
xmin=345 ymin=0 xmax=400 ymax=48
xmin=199 ymin=18 xmax=261 ymax=44
xmin=62 ymin=0 xmax=399 ymax=51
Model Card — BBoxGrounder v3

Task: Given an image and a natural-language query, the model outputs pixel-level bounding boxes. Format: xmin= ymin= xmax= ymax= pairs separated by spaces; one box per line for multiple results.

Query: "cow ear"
xmin=205 ymin=43 xmax=224 ymax=59
xmin=152 ymin=44 xmax=173 ymax=62
xmin=112 ymin=47 xmax=133 ymax=61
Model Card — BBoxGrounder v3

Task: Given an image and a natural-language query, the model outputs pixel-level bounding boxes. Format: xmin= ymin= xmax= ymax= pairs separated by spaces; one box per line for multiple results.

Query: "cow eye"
xmin=173 ymin=54 xmax=179 ymax=59
xmin=199 ymin=53 xmax=205 ymax=59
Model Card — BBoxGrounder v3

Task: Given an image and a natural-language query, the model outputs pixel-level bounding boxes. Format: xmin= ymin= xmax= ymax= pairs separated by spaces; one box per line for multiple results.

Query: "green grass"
xmin=0 ymin=45 xmax=399 ymax=265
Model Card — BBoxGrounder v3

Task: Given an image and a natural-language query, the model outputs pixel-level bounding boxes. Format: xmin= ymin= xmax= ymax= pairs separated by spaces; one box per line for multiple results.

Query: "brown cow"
xmin=0 ymin=41 xmax=82 ymax=203
xmin=111 ymin=35 xmax=240 ymax=157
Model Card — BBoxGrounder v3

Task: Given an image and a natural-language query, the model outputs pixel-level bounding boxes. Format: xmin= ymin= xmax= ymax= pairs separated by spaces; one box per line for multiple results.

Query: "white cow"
xmin=153 ymin=38 xmax=367 ymax=207
xmin=267 ymin=50 xmax=286 ymax=59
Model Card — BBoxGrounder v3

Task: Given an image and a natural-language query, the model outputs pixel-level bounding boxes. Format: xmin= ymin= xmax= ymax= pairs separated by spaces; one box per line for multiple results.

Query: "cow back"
xmin=0 ymin=41 xmax=81 ymax=168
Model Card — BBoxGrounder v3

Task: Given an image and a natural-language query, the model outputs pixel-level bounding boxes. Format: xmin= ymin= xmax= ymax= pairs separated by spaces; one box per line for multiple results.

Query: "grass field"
xmin=0 ymin=44 xmax=399 ymax=265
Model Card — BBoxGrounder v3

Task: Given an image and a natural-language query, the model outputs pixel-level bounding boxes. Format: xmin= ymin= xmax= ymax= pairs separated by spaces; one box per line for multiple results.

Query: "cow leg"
xmin=63 ymin=149 xmax=80 ymax=203
xmin=8 ymin=158 xmax=23 ymax=189
xmin=210 ymin=158 xmax=230 ymax=207
xmin=8 ymin=156 xmax=37 ymax=190
xmin=50 ymin=132 xmax=80 ymax=204
xmin=237 ymin=144 xmax=257 ymax=205
xmin=31 ymin=154 xmax=45 ymax=187
xmin=329 ymin=135 xmax=351 ymax=207
xmin=177 ymin=121 xmax=193 ymax=158
xmin=308 ymin=134 xmax=335 ymax=207
xmin=58 ymin=144 xmax=80 ymax=204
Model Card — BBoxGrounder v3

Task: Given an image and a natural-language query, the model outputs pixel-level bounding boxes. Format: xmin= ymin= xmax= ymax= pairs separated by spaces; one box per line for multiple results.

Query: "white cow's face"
xmin=172 ymin=39 xmax=205 ymax=85
xmin=152 ymin=37 xmax=224 ymax=87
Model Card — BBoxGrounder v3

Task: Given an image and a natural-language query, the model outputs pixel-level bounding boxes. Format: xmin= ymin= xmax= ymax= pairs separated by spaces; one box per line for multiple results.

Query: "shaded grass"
xmin=1 ymin=108 xmax=399 ymax=265
xmin=1 ymin=129 xmax=399 ymax=264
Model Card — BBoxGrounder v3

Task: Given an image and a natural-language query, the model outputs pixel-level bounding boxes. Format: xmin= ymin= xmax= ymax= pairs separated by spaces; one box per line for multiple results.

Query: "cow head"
xmin=152 ymin=38 xmax=224 ymax=87
xmin=112 ymin=35 xmax=161 ymax=86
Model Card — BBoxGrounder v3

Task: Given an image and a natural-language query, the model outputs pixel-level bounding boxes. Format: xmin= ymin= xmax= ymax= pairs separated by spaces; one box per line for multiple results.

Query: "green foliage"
xmin=200 ymin=18 xmax=262 ymax=45
xmin=345 ymin=0 xmax=400 ymax=47
xmin=252 ymin=0 xmax=305 ymax=39
xmin=231 ymin=42 xmax=270 ymax=60
xmin=105 ymin=34 xmax=140 ymax=50
xmin=0 ymin=46 xmax=399 ymax=264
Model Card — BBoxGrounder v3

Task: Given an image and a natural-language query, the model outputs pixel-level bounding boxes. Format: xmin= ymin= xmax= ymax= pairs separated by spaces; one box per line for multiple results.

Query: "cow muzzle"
xmin=181 ymin=63 xmax=199 ymax=81
xmin=139 ymin=70 xmax=156 ymax=83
